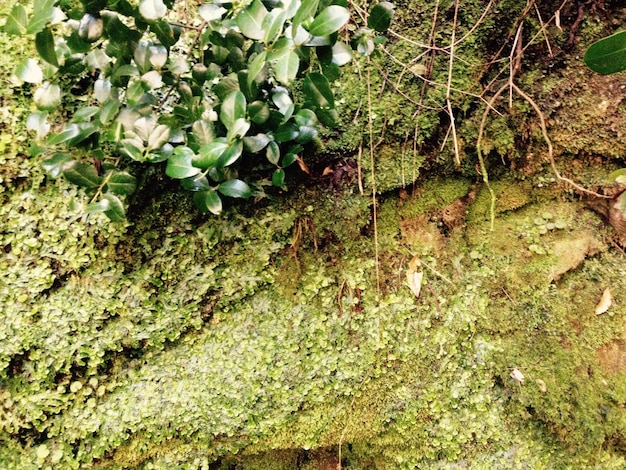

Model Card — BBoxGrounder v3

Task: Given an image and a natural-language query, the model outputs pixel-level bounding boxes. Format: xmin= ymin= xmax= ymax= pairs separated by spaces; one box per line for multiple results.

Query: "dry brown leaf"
xmin=322 ymin=166 xmax=333 ymax=176
xmin=406 ymin=256 xmax=423 ymax=298
xmin=595 ymin=287 xmax=612 ymax=315
xmin=296 ymin=156 xmax=310 ymax=174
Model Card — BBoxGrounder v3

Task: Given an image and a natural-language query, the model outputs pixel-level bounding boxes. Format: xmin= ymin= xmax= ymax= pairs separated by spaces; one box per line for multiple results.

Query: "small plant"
xmin=4 ymin=0 xmax=394 ymax=219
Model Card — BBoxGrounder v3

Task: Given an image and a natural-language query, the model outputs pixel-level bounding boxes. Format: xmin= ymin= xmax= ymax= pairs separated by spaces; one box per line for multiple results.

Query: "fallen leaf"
xmin=536 ymin=378 xmax=547 ymax=393
xmin=296 ymin=156 xmax=310 ymax=174
xmin=322 ymin=166 xmax=333 ymax=176
xmin=595 ymin=287 xmax=612 ymax=315
xmin=407 ymin=270 xmax=423 ymax=298
xmin=406 ymin=256 xmax=423 ymax=298
xmin=510 ymin=368 xmax=524 ymax=383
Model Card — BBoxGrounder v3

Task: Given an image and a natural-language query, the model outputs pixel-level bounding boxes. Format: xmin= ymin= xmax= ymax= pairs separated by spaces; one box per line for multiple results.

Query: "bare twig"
xmin=446 ymin=0 xmax=461 ymax=166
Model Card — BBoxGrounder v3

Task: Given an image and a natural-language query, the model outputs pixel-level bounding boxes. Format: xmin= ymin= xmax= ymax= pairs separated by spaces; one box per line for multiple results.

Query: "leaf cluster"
xmin=4 ymin=0 xmax=395 ymax=219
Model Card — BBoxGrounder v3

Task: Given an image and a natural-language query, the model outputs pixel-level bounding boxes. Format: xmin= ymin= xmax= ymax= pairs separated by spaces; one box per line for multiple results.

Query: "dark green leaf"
xmin=315 ymin=108 xmax=338 ymax=127
xmin=217 ymin=140 xmax=243 ymax=167
xmin=102 ymin=193 xmax=126 ymax=221
xmin=274 ymin=122 xmax=299 ymax=142
xmin=66 ymin=123 xmax=99 ymax=147
xmin=303 ymin=72 xmax=335 ymax=108
xmin=63 ymin=161 xmax=102 ymax=188
xmin=308 ymin=5 xmax=349 ymax=37
xmin=296 ymin=125 xmax=318 ymax=143
xmin=584 ymin=30 xmax=626 ymax=75
xmin=119 ymin=141 xmax=144 ymax=161
xmin=194 ymin=140 xmax=228 ymax=169
xmin=281 ymin=152 xmax=298 ymax=167
xmin=247 ymin=51 xmax=267 ymax=88
xmin=236 ymin=0 xmax=268 ymax=40
xmin=107 ymin=171 xmax=137 ymax=195
xmin=368 ymin=2 xmax=394 ymax=33
xmin=4 ymin=4 xmax=28 ymax=35
xmin=194 ymin=190 xmax=222 ymax=214
xmin=294 ymin=108 xmax=318 ymax=127
xmin=248 ymin=101 xmax=270 ymax=124
xmin=268 ymin=38 xmax=299 ymax=84
xmin=42 ymin=153 xmax=72 ymax=178
xmin=272 ymin=168 xmax=286 ymax=187
xmin=218 ymin=179 xmax=252 ymax=198
xmin=151 ymin=19 xmax=181 ymax=48
xmin=35 ymin=27 xmax=58 ymax=66
xmin=166 ymin=147 xmax=201 ymax=178
xmin=213 ymin=74 xmax=241 ymax=100
xmin=98 ymin=99 xmax=121 ymax=125
xmin=227 ymin=118 xmax=251 ymax=142
xmin=181 ymin=174 xmax=210 ymax=191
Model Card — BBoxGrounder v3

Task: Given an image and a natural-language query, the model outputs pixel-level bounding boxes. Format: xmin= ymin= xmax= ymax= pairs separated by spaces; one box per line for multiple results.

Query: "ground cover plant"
xmin=1 ymin=0 xmax=625 ymax=469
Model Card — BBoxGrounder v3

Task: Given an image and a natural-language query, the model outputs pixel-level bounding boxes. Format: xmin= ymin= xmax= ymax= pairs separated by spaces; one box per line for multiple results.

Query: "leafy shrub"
xmin=5 ymin=0 xmax=394 ymax=218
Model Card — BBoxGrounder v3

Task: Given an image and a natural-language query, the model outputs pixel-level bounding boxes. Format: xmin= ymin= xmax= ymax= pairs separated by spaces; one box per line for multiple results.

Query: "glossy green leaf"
xmin=192 ymin=120 xmax=216 ymax=146
xmin=139 ymin=0 xmax=167 ymax=21
xmin=262 ymin=8 xmax=287 ymax=44
xmin=218 ymin=179 xmax=252 ymax=198
xmin=217 ymin=140 xmax=243 ymax=167
xmin=584 ymin=30 xmax=626 ymax=75
xmin=220 ymin=91 xmax=247 ymax=130
xmin=194 ymin=190 xmax=222 ymax=214
xmin=102 ymin=193 xmax=126 ymax=221
xmin=166 ymin=147 xmax=201 ymax=178
xmin=268 ymin=38 xmax=299 ymax=84
xmin=63 ymin=161 xmax=102 ymax=188
xmin=4 ymin=4 xmax=28 ymax=35
xmin=181 ymin=174 xmax=210 ymax=191
xmin=73 ymin=106 xmax=100 ymax=122
xmin=303 ymin=72 xmax=334 ymax=108
xmin=244 ymin=133 xmax=271 ymax=153
xmin=87 ymin=198 xmax=110 ymax=213
xmin=294 ymin=108 xmax=318 ymax=127
xmin=296 ymin=125 xmax=317 ymax=143
xmin=35 ymin=27 xmax=58 ymax=66
xmin=194 ymin=140 xmax=228 ymax=169
xmin=236 ymin=0 xmax=268 ymax=40
xmin=42 ymin=153 xmax=72 ymax=178
xmin=66 ymin=123 xmax=98 ymax=146
xmin=147 ymin=124 xmax=171 ymax=150
xmin=107 ymin=171 xmax=137 ymax=195
xmin=247 ymin=51 xmax=267 ymax=88
xmin=227 ymin=118 xmax=251 ymax=142
xmin=34 ymin=82 xmax=62 ymax=110
xmin=248 ymin=101 xmax=270 ymax=124
xmin=331 ymin=41 xmax=352 ymax=66
xmin=315 ymin=107 xmax=338 ymax=127
xmin=48 ymin=125 xmax=80 ymax=145
xmin=272 ymin=168 xmax=286 ymax=187
xmin=266 ymin=141 xmax=280 ymax=165
xmin=281 ymin=151 xmax=298 ymax=167
xmin=16 ymin=58 xmax=44 ymax=84
xmin=368 ymin=2 xmax=394 ymax=33
xmin=308 ymin=5 xmax=349 ymax=37
xmin=292 ymin=0 xmax=318 ymax=35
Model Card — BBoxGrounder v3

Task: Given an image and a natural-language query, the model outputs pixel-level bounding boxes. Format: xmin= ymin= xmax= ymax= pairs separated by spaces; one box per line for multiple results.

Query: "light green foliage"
xmin=1 ymin=0 xmax=626 ymax=469
xmin=4 ymin=0 xmax=393 ymax=219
